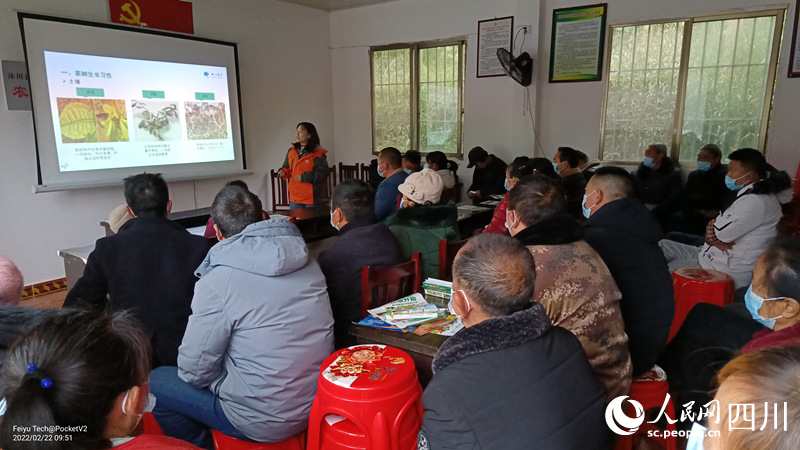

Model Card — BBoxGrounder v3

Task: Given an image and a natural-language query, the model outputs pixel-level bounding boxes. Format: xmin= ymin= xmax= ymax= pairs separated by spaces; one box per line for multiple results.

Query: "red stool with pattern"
xmin=668 ymin=268 xmax=735 ymax=341
xmin=211 ymin=429 xmax=305 ymax=450
xmin=307 ymin=345 xmax=423 ymax=450
xmin=614 ymin=366 xmax=677 ymax=450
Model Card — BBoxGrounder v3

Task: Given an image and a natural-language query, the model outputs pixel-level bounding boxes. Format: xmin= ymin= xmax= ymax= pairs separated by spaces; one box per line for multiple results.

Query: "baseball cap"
xmin=467 ymin=146 xmax=488 ymax=168
xmin=398 ymin=168 xmax=444 ymax=205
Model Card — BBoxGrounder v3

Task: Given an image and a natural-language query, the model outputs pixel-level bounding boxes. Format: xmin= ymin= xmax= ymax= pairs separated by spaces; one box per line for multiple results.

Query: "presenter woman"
xmin=278 ymin=122 xmax=329 ymax=209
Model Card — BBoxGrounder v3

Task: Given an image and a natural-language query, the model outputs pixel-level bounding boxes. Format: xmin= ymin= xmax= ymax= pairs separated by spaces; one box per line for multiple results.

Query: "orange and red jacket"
xmin=281 ymin=144 xmax=329 ymax=205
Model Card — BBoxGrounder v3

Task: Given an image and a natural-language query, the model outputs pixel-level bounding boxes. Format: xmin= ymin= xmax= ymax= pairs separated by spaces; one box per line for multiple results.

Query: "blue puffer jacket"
xmin=178 ymin=219 xmax=334 ymax=442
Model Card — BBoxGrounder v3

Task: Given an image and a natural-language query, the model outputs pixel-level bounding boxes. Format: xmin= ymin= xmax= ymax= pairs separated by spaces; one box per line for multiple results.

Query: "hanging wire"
xmin=513 ymin=27 xmax=527 ymax=54
xmin=525 ymin=86 xmax=547 ymax=159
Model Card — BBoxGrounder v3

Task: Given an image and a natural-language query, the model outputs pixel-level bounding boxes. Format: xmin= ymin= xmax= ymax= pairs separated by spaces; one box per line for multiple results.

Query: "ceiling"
xmin=276 ymin=0 xmax=400 ymax=11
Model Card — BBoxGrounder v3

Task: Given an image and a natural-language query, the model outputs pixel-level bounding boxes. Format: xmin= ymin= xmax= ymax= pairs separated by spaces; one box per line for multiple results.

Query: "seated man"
xmin=466 ymin=146 xmax=507 ymax=199
xmin=506 ymin=175 xmax=631 ymax=400
xmin=553 ymin=146 xmax=587 ymax=220
xmin=150 ymin=185 xmax=334 ymax=449
xmin=670 ymin=144 xmax=730 ymax=235
xmin=402 ymin=150 xmax=422 ymax=174
xmin=63 ymin=173 xmax=212 ymax=367
xmin=386 ymin=168 xmax=459 ymax=280
xmin=631 ymin=143 xmax=683 ymax=230
xmin=418 ymin=234 xmax=609 ymax=449
xmin=204 ymin=180 xmax=268 ymax=238
xmin=320 ymin=179 xmax=403 ymax=348
xmin=374 ymin=147 xmax=409 ymax=221
xmin=659 ymin=148 xmax=790 ymax=289
xmin=0 ymin=256 xmax=23 ymax=305
xmin=577 ymin=150 xmax=601 ymax=181
xmin=660 ymin=237 xmax=800 ymax=421
xmin=582 ymin=167 xmax=675 ymax=376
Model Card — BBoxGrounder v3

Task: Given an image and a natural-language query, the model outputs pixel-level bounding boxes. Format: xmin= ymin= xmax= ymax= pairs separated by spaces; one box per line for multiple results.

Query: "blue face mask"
xmin=378 ymin=162 xmax=386 ymax=178
xmin=330 ymin=210 xmax=340 ymax=231
xmin=504 ymin=179 xmax=511 ymax=191
xmin=643 ymin=156 xmax=655 ymax=168
xmin=404 ymin=168 xmax=412 ymax=175
xmin=399 ymin=198 xmax=405 ymax=209
xmin=696 ymin=161 xmax=712 ymax=172
xmin=725 ymin=172 xmax=750 ymax=191
xmin=581 ymin=190 xmax=597 ymax=219
xmin=685 ymin=422 xmax=707 ymax=450
xmin=423 ymin=163 xmax=429 ymax=170
xmin=552 ymin=162 xmax=561 ymax=174
xmin=744 ymin=285 xmax=784 ymax=329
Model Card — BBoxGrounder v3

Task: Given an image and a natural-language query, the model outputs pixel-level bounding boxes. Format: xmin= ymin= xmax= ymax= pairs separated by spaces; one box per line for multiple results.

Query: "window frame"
xmin=598 ymin=9 xmax=785 ymax=166
xmin=369 ymin=38 xmax=467 ymax=157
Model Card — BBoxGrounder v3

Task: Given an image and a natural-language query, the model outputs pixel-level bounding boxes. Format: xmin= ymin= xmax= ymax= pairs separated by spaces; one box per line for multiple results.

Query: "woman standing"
xmin=279 ymin=122 xmax=329 ymax=209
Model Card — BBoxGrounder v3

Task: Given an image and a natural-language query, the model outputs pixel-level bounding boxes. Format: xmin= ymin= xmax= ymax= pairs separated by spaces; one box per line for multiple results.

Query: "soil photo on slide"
xmin=184 ymin=102 xmax=228 ymax=140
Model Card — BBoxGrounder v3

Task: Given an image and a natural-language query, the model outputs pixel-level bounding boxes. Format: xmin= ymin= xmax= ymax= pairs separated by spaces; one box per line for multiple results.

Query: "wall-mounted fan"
xmin=497 ymin=48 xmax=532 ymax=87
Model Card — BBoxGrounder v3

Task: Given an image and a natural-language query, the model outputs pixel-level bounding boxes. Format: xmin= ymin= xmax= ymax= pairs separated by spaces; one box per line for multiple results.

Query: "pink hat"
xmin=398 ymin=168 xmax=444 ymax=205
xmin=0 ymin=256 xmax=23 ymax=305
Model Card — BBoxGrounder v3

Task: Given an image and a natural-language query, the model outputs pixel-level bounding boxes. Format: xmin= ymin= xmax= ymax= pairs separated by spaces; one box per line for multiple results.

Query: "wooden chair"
xmin=438 ymin=238 xmax=470 ymax=281
xmin=359 ymin=162 xmax=372 ymax=182
xmin=270 ymin=169 xmax=290 ymax=211
xmin=360 ymin=253 xmax=422 ymax=318
xmin=321 ymin=166 xmax=337 ymax=201
xmin=338 ymin=162 xmax=359 ymax=182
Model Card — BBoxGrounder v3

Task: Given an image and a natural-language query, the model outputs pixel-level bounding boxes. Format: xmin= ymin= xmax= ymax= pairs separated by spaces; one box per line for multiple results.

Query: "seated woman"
xmin=0 ymin=309 xmax=200 ymax=449
xmin=484 ymin=157 xmax=555 ymax=235
xmin=424 ymin=151 xmax=457 ymax=190
xmin=660 ymin=236 xmax=800 ymax=422
xmin=691 ymin=346 xmax=800 ymax=449
xmin=385 ymin=168 xmax=459 ymax=280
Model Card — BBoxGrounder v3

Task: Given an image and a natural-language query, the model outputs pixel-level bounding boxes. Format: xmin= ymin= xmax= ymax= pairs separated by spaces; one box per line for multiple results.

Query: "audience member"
xmin=0 ymin=309 xmax=201 ymax=449
xmin=107 ymin=204 xmax=134 ymax=234
xmin=669 ymin=144 xmax=730 ymax=235
xmin=386 ymin=168 xmax=459 ymax=280
xmin=553 ymin=146 xmax=588 ymax=219
xmin=417 ymin=234 xmax=610 ymax=449
xmin=63 ymin=173 xmax=212 ymax=367
xmin=424 ymin=151 xmax=456 ymax=189
xmin=319 ymin=179 xmax=403 ymax=348
xmin=374 ymin=147 xmax=409 ymax=221
xmin=402 ymin=150 xmax=422 ymax=174
xmin=150 ymin=186 xmax=334 ymax=449
xmin=278 ymin=122 xmax=330 ymax=209
xmin=466 ymin=146 xmax=506 ymax=199
xmin=660 ymin=237 xmax=800 ymax=421
xmin=577 ymin=150 xmax=601 ymax=181
xmin=506 ymin=175 xmax=631 ymax=400
xmin=659 ymin=148 xmax=790 ymax=288
xmin=203 ymin=180 xmax=268 ymax=238
xmin=695 ymin=347 xmax=800 ymax=450
xmin=631 ymin=143 xmax=683 ymax=230
xmin=482 ymin=157 xmax=547 ymax=235
xmin=0 ymin=256 xmax=23 ymax=305
xmin=582 ymin=167 xmax=674 ymax=376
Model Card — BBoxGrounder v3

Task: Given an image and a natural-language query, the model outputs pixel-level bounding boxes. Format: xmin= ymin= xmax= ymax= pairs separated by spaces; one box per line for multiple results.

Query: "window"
xmin=600 ymin=11 xmax=783 ymax=163
xmin=371 ymin=41 xmax=466 ymax=156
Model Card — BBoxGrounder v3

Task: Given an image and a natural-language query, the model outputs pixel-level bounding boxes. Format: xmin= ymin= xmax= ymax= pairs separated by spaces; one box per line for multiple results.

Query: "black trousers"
xmin=659 ymin=302 xmax=764 ymax=426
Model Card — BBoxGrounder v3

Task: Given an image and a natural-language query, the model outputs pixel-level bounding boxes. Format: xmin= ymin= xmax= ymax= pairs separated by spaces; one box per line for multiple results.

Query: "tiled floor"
xmin=21 ymin=290 xmax=67 ymax=309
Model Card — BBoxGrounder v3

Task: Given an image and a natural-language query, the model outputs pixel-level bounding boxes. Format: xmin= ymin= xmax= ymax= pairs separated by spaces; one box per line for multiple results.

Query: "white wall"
xmin=0 ymin=0 xmax=334 ymax=284
xmin=535 ymin=0 xmax=800 ymax=173
xmin=330 ymin=0 xmax=543 ymax=187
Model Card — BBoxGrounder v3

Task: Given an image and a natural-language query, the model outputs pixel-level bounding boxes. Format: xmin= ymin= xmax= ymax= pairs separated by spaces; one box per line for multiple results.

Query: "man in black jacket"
xmin=554 ymin=146 xmax=588 ymax=220
xmin=670 ymin=144 xmax=730 ymax=235
xmin=63 ymin=173 xmax=212 ymax=367
xmin=632 ymin=143 xmax=683 ymax=231
xmin=319 ymin=178 xmax=403 ymax=348
xmin=418 ymin=234 xmax=610 ymax=450
xmin=466 ymin=146 xmax=506 ymax=199
xmin=582 ymin=167 xmax=675 ymax=376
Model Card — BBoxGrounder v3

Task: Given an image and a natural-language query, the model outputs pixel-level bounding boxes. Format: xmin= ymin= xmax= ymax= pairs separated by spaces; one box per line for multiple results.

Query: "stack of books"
xmin=422 ymin=278 xmax=452 ymax=301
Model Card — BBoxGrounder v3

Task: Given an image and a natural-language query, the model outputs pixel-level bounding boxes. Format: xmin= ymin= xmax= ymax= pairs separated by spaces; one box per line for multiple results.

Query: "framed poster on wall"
xmin=477 ymin=16 xmax=514 ymax=78
xmin=549 ymin=3 xmax=607 ymax=82
xmin=789 ymin=1 xmax=800 ymax=77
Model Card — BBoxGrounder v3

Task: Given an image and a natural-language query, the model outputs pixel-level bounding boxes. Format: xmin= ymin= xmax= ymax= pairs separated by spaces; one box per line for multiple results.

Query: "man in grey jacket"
xmin=150 ymin=185 xmax=335 ymax=449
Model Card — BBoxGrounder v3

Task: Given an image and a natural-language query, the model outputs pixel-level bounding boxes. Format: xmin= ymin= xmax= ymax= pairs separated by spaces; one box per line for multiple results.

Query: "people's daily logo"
xmin=605 ymin=396 xmax=645 ymax=435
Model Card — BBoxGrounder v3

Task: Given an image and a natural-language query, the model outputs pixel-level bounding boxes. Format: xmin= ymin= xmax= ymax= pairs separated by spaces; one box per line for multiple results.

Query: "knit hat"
xmin=398 ymin=168 xmax=444 ymax=205
xmin=108 ymin=204 xmax=134 ymax=234
xmin=0 ymin=256 xmax=23 ymax=305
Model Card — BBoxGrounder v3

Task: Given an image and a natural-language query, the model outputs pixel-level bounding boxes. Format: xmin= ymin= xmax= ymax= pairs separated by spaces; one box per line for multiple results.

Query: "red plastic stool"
xmin=307 ymin=345 xmax=423 ymax=450
xmin=668 ymin=268 xmax=734 ymax=341
xmin=211 ymin=429 xmax=305 ymax=450
xmin=142 ymin=413 xmax=163 ymax=435
xmin=615 ymin=366 xmax=677 ymax=450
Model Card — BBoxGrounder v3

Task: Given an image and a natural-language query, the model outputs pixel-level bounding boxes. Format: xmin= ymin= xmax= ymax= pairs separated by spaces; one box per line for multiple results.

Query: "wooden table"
xmin=270 ymin=205 xmax=335 ymax=243
xmin=455 ymin=201 xmax=495 ymax=236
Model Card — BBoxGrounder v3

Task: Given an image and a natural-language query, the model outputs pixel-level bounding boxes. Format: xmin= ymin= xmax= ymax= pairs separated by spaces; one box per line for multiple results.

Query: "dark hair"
xmin=507 ymin=175 xmax=567 ymax=226
xmin=0 ymin=310 xmax=150 ymax=450
xmin=332 ymin=179 xmax=375 ymax=223
xmin=556 ymin=146 xmax=581 ymax=168
xmin=510 ymin=157 xmax=551 ymax=179
xmin=211 ymin=186 xmax=263 ymax=238
xmin=700 ymin=144 xmax=722 ymax=159
xmin=575 ymin=150 xmax=589 ymax=164
xmin=123 ymin=173 xmax=169 ymax=217
xmin=403 ymin=150 xmax=421 ymax=166
xmin=293 ymin=122 xmax=321 ymax=151
xmin=426 ymin=151 xmax=448 ymax=171
xmin=378 ymin=147 xmax=402 ymax=169
xmin=453 ymin=234 xmax=536 ymax=317
xmin=526 ymin=157 xmax=557 ymax=176
xmin=226 ymin=180 xmax=248 ymax=190
xmin=761 ymin=237 xmax=800 ymax=301
xmin=728 ymin=148 xmax=791 ymax=195
xmin=591 ymin=166 xmax=637 ymax=200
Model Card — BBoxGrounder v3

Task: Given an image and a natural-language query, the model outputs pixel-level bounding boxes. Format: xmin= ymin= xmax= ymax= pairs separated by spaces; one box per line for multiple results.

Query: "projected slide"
xmin=44 ymin=51 xmax=235 ymax=172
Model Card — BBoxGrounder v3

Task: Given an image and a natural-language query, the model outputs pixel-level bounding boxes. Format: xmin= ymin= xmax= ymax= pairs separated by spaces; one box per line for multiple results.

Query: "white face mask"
xmin=447 ymin=289 xmax=472 ymax=318
xmin=122 ymin=389 xmax=157 ymax=419
xmin=330 ymin=209 xmax=340 ymax=231
xmin=505 ymin=210 xmax=517 ymax=233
